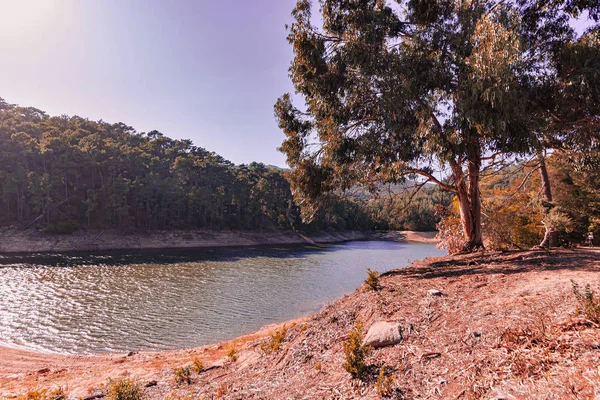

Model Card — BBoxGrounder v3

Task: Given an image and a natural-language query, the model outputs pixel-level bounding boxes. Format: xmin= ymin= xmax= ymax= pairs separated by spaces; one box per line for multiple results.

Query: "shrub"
xmin=365 ymin=268 xmax=381 ymax=291
xmin=173 ymin=366 xmax=192 ymax=385
xmin=192 ymin=358 xmax=204 ymax=374
xmin=16 ymin=390 xmax=50 ymax=400
xmin=343 ymin=320 xmax=371 ymax=379
xmin=48 ymin=386 xmax=67 ymax=400
xmin=261 ymin=324 xmax=288 ymax=353
xmin=571 ymin=280 xmax=600 ymax=324
xmin=315 ymin=362 xmax=322 ymax=372
xmin=375 ymin=366 xmax=395 ymax=397
xmin=106 ymin=378 xmax=142 ymax=400
xmin=226 ymin=347 xmax=237 ymax=362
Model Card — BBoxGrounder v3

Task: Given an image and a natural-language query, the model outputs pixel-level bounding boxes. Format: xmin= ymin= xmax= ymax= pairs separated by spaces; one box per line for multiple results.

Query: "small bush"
xmin=365 ymin=268 xmax=381 ymax=291
xmin=48 ymin=386 xmax=67 ymax=400
xmin=571 ymin=280 xmax=600 ymax=324
xmin=25 ymin=387 xmax=66 ymax=400
xmin=375 ymin=366 xmax=395 ymax=397
xmin=343 ymin=320 xmax=371 ymax=379
xmin=315 ymin=362 xmax=322 ymax=372
xmin=191 ymin=358 xmax=204 ymax=374
xmin=173 ymin=366 xmax=192 ymax=385
xmin=106 ymin=378 xmax=142 ymax=400
xmin=261 ymin=324 xmax=288 ymax=353
xmin=227 ymin=347 xmax=237 ymax=362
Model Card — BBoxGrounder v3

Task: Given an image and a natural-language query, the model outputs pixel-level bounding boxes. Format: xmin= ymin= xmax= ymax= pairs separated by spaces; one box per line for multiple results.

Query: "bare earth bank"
xmin=2 ymin=249 xmax=600 ymax=399
xmin=0 ymin=229 xmax=437 ymax=254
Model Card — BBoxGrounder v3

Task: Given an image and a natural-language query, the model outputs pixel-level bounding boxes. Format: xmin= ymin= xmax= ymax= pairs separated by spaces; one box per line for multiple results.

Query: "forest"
xmin=0 ymin=98 xmax=441 ymax=234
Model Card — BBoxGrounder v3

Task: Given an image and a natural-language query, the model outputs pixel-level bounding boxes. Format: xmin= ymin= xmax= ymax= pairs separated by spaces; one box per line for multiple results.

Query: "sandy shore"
xmin=0 ymin=318 xmax=306 ymax=398
xmin=0 ymin=229 xmax=438 ymax=254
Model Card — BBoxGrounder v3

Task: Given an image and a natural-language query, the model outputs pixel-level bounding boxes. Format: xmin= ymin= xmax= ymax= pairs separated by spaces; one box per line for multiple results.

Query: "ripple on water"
xmin=0 ymin=241 xmax=445 ymax=353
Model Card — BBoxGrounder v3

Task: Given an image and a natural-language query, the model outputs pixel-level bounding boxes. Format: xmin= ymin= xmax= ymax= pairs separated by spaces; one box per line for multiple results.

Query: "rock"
xmin=427 ymin=289 xmax=443 ymax=296
xmin=127 ymin=351 xmax=137 ymax=357
xmin=363 ymin=321 xmax=403 ymax=348
xmin=37 ymin=368 xmax=50 ymax=374
xmin=145 ymin=380 xmax=158 ymax=388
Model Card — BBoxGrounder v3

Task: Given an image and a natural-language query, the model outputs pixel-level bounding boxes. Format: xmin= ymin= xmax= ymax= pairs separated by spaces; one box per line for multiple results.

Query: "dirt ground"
xmin=2 ymin=248 xmax=600 ymax=399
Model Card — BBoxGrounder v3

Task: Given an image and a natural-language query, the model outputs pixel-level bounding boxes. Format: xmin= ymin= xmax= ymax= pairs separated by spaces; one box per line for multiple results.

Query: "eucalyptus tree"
xmin=515 ymin=0 xmax=600 ymax=247
xmin=275 ymin=0 xmax=584 ymax=251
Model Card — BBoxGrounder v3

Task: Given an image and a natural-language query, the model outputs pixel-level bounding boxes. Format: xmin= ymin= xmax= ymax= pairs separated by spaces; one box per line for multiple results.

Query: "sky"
xmin=0 ymin=0 xmax=298 ymax=167
xmin=0 ymin=1 xmax=593 ymax=167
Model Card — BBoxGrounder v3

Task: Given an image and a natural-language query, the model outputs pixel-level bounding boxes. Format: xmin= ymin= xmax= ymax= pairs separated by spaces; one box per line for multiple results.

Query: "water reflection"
xmin=0 ymin=241 xmax=444 ymax=353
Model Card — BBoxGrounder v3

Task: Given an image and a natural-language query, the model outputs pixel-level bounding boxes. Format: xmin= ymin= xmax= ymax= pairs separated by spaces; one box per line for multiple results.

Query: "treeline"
xmin=0 ymin=98 xmax=439 ymax=233
xmin=367 ymin=186 xmax=448 ymax=232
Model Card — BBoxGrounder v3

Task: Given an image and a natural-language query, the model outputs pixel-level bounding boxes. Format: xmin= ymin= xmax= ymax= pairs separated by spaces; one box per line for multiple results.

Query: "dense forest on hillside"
xmin=0 ymin=98 xmax=442 ymax=233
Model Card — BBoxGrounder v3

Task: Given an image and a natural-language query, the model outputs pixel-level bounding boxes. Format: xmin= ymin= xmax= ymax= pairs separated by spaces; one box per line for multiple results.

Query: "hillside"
xmin=2 ymin=249 xmax=600 ymax=399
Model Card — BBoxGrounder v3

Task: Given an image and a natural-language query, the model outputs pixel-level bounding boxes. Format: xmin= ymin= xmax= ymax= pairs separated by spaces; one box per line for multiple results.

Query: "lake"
xmin=0 ymin=241 xmax=445 ymax=354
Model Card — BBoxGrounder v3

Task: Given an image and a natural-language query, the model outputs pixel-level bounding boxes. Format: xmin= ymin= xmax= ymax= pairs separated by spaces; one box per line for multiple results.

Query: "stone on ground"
xmin=363 ymin=321 xmax=403 ymax=348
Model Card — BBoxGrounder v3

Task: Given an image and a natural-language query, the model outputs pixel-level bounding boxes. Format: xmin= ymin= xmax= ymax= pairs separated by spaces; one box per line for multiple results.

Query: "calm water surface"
xmin=0 ymin=241 xmax=444 ymax=354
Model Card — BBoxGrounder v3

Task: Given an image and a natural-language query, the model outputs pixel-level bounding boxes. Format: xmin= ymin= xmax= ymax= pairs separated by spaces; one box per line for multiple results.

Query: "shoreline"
xmin=1 ymin=249 xmax=599 ymax=398
xmin=0 ymin=317 xmax=306 ymax=398
xmin=0 ymin=229 xmax=438 ymax=254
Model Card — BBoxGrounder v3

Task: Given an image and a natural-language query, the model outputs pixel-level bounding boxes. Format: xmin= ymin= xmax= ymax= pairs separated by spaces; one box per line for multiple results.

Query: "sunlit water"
xmin=0 ymin=241 xmax=444 ymax=354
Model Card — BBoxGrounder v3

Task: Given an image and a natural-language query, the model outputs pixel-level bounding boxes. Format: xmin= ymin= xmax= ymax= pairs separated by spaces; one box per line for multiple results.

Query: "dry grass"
xmin=105 ymin=378 xmax=141 ymax=400
xmin=12 ymin=387 xmax=67 ymax=400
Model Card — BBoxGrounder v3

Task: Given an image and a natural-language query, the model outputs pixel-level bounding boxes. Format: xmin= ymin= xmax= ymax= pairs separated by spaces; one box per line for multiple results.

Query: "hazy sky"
xmin=0 ymin=1 xmax=593 ymax=167
xmin=0 ymin=0 xmax=298 ymax=166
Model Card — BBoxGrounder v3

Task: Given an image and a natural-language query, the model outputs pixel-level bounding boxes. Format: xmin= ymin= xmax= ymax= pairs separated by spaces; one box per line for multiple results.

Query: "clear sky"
xmin=0 ymin=1 xmax=593 ymax=167
xmin=0 ymin=0 xmax=298 ymax=167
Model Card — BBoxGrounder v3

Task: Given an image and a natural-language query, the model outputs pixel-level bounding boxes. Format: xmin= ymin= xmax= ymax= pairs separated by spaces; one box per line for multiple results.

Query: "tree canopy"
xmin=0 ymin=98 xmax=384 ymax=233
xmin=276 ymin=0 xmax=599 ymax=251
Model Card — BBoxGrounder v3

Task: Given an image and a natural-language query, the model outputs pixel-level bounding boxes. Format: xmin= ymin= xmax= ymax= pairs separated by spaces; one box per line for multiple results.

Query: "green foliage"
xmin=105 ymin=378 xmax=142 ymax=400
xmin=0 ymin=99 xmax=379 ymax=233
xmin=364 ymin=268 xmax=381 ymax=291
xmin=261 ymin=324 xmax=288 ymax=353
xmin=571 ymin=280 xmax=600 ymax=324
xmin=368 ymin=186 xmax=448 ymax=232
xmin=173 ymin=366 xmax=192 ymax=385
xmin=343 ymin=320 xmax=371 ymax=379
xmin=44 ymin=220 xmax=79 ymax=235
xmin=276 ymin=0 xmax=599 ymax=251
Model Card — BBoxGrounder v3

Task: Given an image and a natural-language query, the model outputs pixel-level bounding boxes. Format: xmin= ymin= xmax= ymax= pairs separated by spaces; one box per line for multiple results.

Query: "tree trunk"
xmin=451 ymin=150 xmax=484 ymax=253
xmin=537 ymin=151 xmax=558 ymax=248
